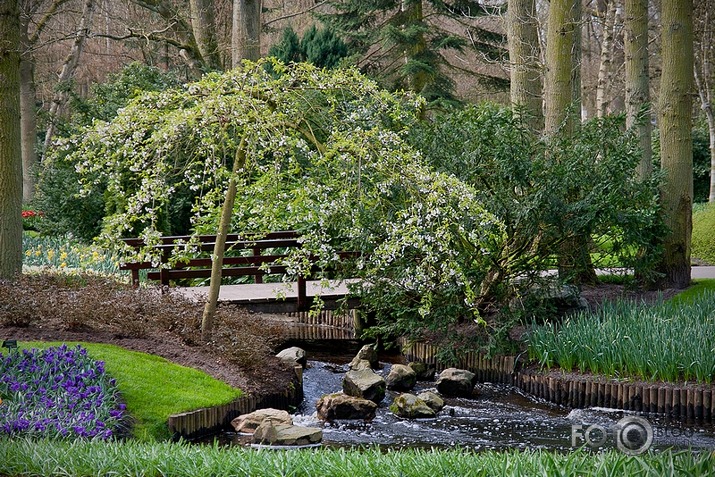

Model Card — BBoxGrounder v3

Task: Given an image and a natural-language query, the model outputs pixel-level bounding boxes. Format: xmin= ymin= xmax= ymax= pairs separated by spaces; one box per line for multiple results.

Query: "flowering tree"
xmin=50 ymin=60 xmax=505 ymax=341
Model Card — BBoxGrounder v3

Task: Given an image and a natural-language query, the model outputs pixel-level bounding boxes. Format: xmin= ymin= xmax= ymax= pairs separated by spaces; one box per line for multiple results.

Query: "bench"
xmin=119 ymin=230 xmax=359 ymax=311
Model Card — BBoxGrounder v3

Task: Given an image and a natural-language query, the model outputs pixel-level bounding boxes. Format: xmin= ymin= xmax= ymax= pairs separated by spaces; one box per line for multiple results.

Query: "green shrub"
xmin=409 ymin=104 xmax=664 ymax=289
xmin=36 ymin=63 xmax=182 ymax=241
xmin=269 ymin=25 xmax=349 ymax=69
xmin=692 ymin=203 xmax=715 ymax=265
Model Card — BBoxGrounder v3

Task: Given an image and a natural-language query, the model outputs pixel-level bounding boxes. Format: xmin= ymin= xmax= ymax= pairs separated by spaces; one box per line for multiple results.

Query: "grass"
xmin=0 ymin=439 xmax=713 ymax=477
xmin=669 ymin=279 xmax=715 ymax=306
xmin=528 ymin=291 xmax=715 ymax=383
xmin=16 ymin=342 xmax=244 ymax=441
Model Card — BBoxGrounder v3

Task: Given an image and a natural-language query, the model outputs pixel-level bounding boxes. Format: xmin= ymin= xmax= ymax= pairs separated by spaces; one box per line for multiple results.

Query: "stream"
xmin=214 ymin=359 xmax=715 ymax=452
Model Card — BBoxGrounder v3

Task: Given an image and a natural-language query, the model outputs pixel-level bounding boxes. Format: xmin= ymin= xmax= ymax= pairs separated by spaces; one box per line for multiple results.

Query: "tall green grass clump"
xmin=1 ymin=439 xmax=714 ymax=477
xmin=692 ymin=203 xmax=715 ymax=265
xmin=528 ymin=292 xmax=715 ymax=383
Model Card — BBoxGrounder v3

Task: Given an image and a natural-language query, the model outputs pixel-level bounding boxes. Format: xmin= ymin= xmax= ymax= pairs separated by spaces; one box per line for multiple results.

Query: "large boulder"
xmin=386 ymin=364 xmax=417 ymax=391
xmin=408 ymin=361 xmax=436 ymax=381
xmin=316 ymin=392 xmax=378 ymax=421
xmin=436 ymin=368 xmax=476 ymax=397
xmin=350 ymin=359 xmax=373 ymax=371
xmin=252 ymin=420 xmax=322 ymax=446
xmin=276 ymin=347 xmax=307 ymax=368
xmin=389 ymin=393 xmax=436 ymax=419
xmin=343 ymin=368 xmax=386 ymax=403
xmin=417 ymin=391 xmax=445 ymax=412
xmin=349 ymin=344 xmax=379 ymax=370
xmin=231 ymin=408 xmax=293 ymax=434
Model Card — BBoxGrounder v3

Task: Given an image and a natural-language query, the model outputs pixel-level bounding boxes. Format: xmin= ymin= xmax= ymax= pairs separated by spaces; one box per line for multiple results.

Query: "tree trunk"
xmin=0 ymin=0 xmax=24 ymax=279
xmin=693 ymin=0 xmax=715 ymax=202
xmin=232 ymin=0 xmax=261 ymax=66
xmin=201 ymin=140 xmax=247 ymax=341
xmin=43 ymin=0 xmax=95 ymax=155
xmin=189 ymin=0 xmax=221 ymax=69
xmin=658 ymin=0 xmax=693 ymax=289
xmin=507 ymin=0 xmax=543 ymax=131
xmin=544 ymin=0 xmax=576 ymax=135
xmin=571 ymin=0 xmax=582 ymax=117
xmin=545 ymin=0 xmax=597 ymax=285
xmin=19 ymin=11 xmax=37 ymax=203
xmin=596 ymin=0 xmax=617 ymax=118
xmin=624 ymin=0 xmax=653 ymax=180
xmin=401 ymin=0 xmax=429 ymax=94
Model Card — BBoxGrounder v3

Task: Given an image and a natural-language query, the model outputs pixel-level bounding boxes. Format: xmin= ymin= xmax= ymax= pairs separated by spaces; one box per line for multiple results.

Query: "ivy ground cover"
xmin=0 ymin=344 xmax=126 ymax=439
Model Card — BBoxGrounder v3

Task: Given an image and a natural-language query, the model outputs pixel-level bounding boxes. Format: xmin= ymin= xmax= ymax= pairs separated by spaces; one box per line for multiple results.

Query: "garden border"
xmin=399 ymin=338 xmax=715 ymax=423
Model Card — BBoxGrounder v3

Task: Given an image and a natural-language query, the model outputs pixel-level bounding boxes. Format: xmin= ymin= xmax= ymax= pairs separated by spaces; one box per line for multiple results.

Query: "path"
xmin=177 ymin=279 xmax=360 ymax=312
xmin=691 ymin=266 xmax=715 ymax=279
xmin=175 ymin=267 xmax=715 ymax=312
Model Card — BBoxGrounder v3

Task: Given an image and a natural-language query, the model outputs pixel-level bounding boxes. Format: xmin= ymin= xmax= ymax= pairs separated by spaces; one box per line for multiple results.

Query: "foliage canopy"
xmin=50 ymin=60 xmax=506 ymax=339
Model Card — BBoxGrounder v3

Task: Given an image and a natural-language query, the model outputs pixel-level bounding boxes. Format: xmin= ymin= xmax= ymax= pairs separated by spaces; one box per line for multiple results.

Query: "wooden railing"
xmin=119 ymin=230 xmax=358 ymax=311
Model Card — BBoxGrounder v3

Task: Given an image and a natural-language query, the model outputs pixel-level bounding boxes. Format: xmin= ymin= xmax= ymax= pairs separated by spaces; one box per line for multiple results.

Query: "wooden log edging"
xmin=397 ymin=338 xmax=715 ymax=423
xmin=167 ymin=365 xmax=304 ymax=440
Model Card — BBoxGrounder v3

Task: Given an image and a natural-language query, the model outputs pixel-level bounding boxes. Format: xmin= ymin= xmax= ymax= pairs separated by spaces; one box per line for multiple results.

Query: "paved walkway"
xmin=175 ymin=267 xmax=715 ymax=308
xmin=691 ymin=266 xmax=715 ymax=279
xmin=177 ymin=279 xmax=359 ymax=311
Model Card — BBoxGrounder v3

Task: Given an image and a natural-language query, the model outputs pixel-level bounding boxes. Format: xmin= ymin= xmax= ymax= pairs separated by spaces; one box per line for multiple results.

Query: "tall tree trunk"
xmin=658 ymin=0 xmax=693 ymax=288
xmin=694 ymin=63 xmax=715 ymax=203
xmin=507 ymin=0 xmax=543 ymax=131
xmin=43 ymin=0 xmax=95 ymax=154
xmin=624 ymin=0 xmax=653 ymax=180
xmin=232 ymin=0 xmax=261 ymax=66
xmin=546 ymin=0 xmax=597 ymax=284
xmin=189 ymin=0 xmax=220 ymax=69
xmin=19 ymin=10 xmax=37 ymax=203
xmin=401 ymin=0 xmax=429 ymax=94
xmin=571 ymin=0 xmax=582 ymax=117
xmin=544 ymin=0 xmax=576 ymax=135
xmin=596 ymin=0 xmax=618 ymax=118
xmin=693 ymin=0 xmax=715 ymax=202
xmin=201 ymin=139 xmax=246 ymax=341
xmin=0 ymin=0 xmax=24 ymax=279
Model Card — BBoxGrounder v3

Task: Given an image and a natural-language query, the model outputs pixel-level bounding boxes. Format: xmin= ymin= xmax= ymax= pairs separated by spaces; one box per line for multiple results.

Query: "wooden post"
xmin=297 ymin=275 xmax=307 ymax=311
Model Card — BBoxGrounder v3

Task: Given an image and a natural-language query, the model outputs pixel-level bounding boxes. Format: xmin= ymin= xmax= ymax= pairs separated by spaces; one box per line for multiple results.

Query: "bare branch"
xmin=263 ymin=1 xmax=327 ymax=27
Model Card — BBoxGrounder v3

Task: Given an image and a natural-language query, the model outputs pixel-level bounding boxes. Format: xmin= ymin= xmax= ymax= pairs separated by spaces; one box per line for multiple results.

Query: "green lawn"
xmin=15 ymin=341 xmax=244 ymax=441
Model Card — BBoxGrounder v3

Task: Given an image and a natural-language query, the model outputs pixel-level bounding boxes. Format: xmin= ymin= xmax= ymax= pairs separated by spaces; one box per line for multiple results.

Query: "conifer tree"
xmin=318 ymin=0 xmax=507 ymax=102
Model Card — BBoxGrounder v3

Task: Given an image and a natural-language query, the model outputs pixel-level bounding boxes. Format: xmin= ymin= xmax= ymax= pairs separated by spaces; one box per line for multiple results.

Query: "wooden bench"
xmin=119 ymin=230 xmax=359 ymax=311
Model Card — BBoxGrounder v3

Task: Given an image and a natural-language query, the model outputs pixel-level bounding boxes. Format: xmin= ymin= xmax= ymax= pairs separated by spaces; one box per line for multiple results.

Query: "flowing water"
xmin=215 ymin=359 xmax=715 ymax=452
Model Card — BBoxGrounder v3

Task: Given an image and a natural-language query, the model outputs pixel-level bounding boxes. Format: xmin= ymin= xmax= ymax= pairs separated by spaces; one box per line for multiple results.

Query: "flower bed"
xmin=0 ymin=344 xmax=126 ymax=439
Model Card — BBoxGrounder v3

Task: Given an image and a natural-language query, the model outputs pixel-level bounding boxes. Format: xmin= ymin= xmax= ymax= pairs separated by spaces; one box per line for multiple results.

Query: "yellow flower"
xmin=47 ymin=250 xmax=55 ymax=260
xmin=34 ymin=250 xmax=41 ymax=257
xmin=60 ymin=262 xmax=67 ymax=268
xmin=25 ymin=250 xmax=31 ymax=257
xmin=60 ymin=251 xmax=68 ymax=260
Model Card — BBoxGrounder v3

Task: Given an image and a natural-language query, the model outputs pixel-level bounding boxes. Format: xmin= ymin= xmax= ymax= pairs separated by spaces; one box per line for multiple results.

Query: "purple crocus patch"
xmin=0 ymin=344 xmax=126 ymax=439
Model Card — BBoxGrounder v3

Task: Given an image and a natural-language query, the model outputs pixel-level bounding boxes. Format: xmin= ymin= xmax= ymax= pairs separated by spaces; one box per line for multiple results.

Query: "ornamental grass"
xmin=528 ymin=291 xmax=715 ymax=384
xmin=0 ymin=344 xmax=126 ymax=440
xmin=0 ymin=439 xmax=713 ymax=477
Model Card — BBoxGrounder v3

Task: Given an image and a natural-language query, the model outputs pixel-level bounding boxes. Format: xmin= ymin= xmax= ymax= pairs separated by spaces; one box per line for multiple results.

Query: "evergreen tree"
xmin=269 ymin=26 xmax=348 ymax=70
xmin=318 ymin=0 xmax=508 ymax=102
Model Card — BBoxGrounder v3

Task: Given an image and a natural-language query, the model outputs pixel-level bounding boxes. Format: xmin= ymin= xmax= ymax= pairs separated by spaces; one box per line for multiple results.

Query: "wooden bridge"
xmin=176 ymin=278 xmax=360 ymax=313
xmin=119 ymin=231 xmax=361 ymax=313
